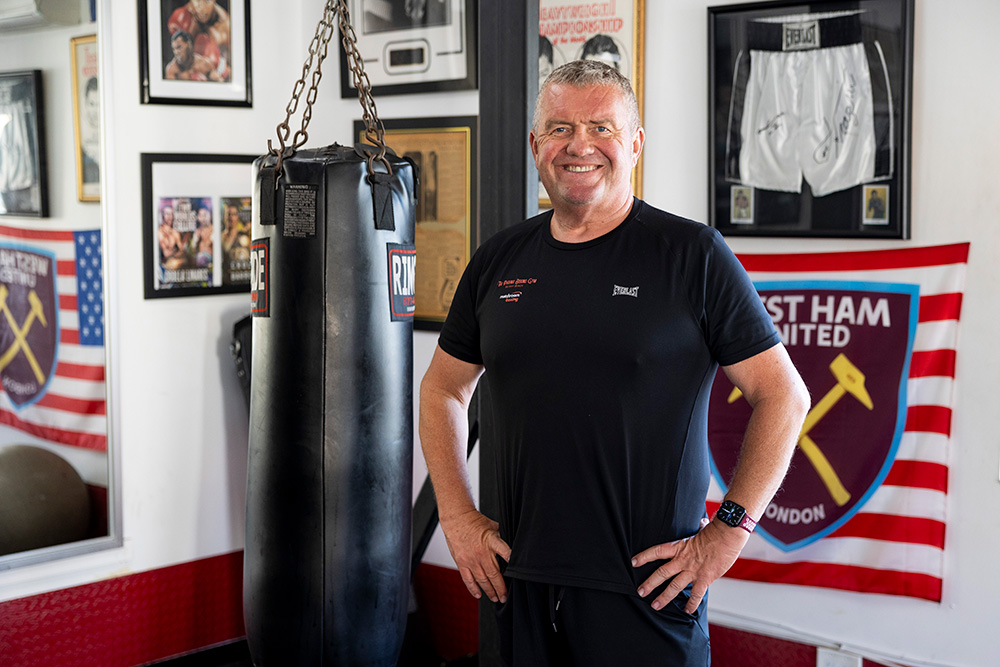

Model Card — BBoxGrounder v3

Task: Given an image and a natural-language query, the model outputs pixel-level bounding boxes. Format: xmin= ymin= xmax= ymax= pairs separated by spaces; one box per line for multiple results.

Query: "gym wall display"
xmin=71 ymin=35 xmax=101 ymax=203
xmin=708 ymin=0 xmax=914 ymax=238
xmin=138 ymin=0 xmax=252 ymax=106
xmin=141 ymin=153 xmax=256 ymax=298
xmin=339 ymin=0 xmax=477 ymax=97
xmin=0 ymin=70 xmax=48 ymax=218
xmin=355 ymin=116 xmax=477 ymax=329
xmin=537 ymin=0 xmax=645 ymax=208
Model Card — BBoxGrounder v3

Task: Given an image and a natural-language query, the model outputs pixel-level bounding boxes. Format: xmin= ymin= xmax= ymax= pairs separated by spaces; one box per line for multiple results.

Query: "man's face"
xmin=530 ymin=83 xmax=643 ymax=210
xmin=172 ymin=36 xmax=192 ymax=63
xmin=191 ymin=0 xmax=215 ymax=22
xmin=162 ymin=207 xmax=175 ymax=226
xmin=197 ymin=208 xmax=212 ymax=226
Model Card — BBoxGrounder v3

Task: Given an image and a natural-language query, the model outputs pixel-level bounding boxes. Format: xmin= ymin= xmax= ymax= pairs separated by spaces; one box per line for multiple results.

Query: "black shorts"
xmin=495 ymin=578 xmax=710 ymax=666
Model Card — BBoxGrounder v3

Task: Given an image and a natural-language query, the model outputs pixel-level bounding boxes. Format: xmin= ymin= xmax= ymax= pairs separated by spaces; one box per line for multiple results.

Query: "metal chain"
xmin=267 ymin=0 xmax=390 ymax=178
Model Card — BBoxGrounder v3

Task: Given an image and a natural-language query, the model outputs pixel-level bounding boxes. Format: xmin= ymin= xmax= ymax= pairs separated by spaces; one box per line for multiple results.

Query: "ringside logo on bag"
xmin=386 ymin=243 xmax=416 ymax=322
xmin=250 ymin=238 xmax=269 ymax=318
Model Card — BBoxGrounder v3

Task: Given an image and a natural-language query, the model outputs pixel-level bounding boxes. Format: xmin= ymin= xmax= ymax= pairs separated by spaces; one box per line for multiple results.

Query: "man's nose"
xmin=565 ymin=127 xmax=595 ymax=156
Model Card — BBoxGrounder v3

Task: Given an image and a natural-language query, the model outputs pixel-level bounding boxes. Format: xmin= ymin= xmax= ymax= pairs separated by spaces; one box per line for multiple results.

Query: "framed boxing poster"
xmin=339 ymin=0 xmax=477 ymax=97
xmin=538 ymin=0 xmax=645 ymax=208
xmin=0 ymin=70 xmax=48 ymax=218
xmin=708 ymin=0 xmax=914 ymax=238
xmin=141 ymin=153 xmax=256 ymax=298
xmin=355 ymin=116 xmax=477 ymax=329
xmin=137 ymin=0 xmax=252 ymax=106
xmin=71 ymin=35 xmax=101 ymax=202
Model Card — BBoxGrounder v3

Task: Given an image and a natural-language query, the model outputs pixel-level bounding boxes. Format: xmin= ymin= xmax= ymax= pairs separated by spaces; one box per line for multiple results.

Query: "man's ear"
xmin=631 ymin=126 xmax=645 ymax=166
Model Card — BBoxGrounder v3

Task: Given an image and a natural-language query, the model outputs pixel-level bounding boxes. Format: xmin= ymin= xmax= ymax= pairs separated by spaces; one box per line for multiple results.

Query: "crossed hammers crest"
xmin=0 ymin=285 xmax=50 ymax=384
xmin=729 ymin=353 xmax=874 ymax=507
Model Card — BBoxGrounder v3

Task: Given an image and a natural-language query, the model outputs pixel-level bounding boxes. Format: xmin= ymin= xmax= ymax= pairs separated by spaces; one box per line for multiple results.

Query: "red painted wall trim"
xmin=0 ymin=551 xmax=245 ymax=667
xmin=0 ymin=553 xmax=911 ymax=667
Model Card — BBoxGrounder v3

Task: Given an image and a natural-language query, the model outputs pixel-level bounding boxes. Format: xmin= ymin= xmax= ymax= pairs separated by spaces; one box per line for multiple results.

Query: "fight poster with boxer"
xmin=707 ymin=243 xmax=969 ymax=602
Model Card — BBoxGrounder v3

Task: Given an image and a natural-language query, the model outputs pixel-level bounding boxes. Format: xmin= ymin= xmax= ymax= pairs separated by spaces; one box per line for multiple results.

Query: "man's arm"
xmin=632 ymin=342 xmax=809 ymax=613
xmin=419 ymin=346 xmax=511 ymax=603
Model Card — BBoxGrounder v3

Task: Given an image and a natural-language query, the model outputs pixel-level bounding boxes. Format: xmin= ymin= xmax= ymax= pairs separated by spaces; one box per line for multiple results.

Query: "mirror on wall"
xmin=0 ymin=1 xmax=119 ymax=570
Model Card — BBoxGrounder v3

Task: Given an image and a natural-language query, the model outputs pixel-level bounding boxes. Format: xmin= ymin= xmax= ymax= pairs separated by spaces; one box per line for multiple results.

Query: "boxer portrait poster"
xmin=141 ymin=153 xmax=256 ymax=298
xmin=138 ymin=0 xmax=252 ymax=106
xmin=708 ymin=0 xmax=914 ymax=238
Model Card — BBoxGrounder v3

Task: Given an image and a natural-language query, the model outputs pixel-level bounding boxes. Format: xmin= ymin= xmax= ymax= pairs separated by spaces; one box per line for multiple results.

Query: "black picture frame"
xmin=0 ymin=70 xmax=48 ymax=218
xmin=138 ymin=0 xmax=252 ymax=107
xmin=141 ymin=153 xmax=256 ymax=298
xmin=708 ymin=0 xmax=914 ymax=238
xmin=339 ymin=0 xmax=477 ymax=98
xmin=355 ymin=116 xmax=478 ymax=330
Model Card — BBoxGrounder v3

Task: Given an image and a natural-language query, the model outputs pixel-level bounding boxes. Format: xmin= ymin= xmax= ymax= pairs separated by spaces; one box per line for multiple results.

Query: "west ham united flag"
xmin=708 ymin=243 xmax=969 ymax=602
xmin=0 ymin=224 xmax=106 ymax=451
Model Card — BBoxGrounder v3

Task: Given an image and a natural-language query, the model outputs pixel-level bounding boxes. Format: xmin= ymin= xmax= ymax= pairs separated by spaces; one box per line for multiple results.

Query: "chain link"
xmin=267 ymin=0 xmax=390 ymax=179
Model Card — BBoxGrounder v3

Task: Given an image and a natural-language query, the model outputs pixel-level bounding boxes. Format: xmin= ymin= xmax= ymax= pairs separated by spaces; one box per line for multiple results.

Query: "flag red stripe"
xmin=737 ymin=243 xmax=970 ymax=273
xmin=829 ymin=513 xmax=946 ymax=548
xmin=884 ymin=460 xmax=948 ymax=493
xmin=61 ymin=329 xmax=80 ymax=345
xmin=905 ymin=405 xmax=952 ymax=436
xmin=57 ymin=259 xmax=76 ymax=276
xmin=918 ymin=293 xmax=963 ymax=322
xmin=55 ymin=361 xmax=106 ymax=382
xmin=727 ymin=559 xmax=942 ymax=601
xmin=909 ymin=349 xmax=956 ymax=378
xmin=36 ymin=392 xmax=107 ymax=416
xmin=0 ymin=225 xmax=75 ymax=242
xmin=60 ymin=294 xmax=78 ymax=310
xmin=0 ymin=408 xmax=106 ymax=451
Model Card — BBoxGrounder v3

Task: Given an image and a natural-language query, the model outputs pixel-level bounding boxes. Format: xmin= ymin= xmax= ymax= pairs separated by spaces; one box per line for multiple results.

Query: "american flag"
xmin=708 ymin=243 xmax=968 ymax=602
xmin=0 ymin=224 xmax=106 ymax=451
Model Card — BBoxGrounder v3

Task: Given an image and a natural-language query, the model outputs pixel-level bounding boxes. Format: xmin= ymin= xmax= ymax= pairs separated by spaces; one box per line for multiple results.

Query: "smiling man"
xmin=420 ymin=60 xmax=808 ymax=666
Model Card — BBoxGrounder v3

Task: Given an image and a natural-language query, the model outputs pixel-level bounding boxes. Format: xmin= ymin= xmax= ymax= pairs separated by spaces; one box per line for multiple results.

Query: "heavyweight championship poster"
xmin=708 ymin=244 xmax=969 ymax=602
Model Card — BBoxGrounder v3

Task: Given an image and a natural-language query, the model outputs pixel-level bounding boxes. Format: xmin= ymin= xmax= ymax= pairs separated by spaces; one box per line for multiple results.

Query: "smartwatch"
xmin=715 ymin=500 xmax=757 ymax=534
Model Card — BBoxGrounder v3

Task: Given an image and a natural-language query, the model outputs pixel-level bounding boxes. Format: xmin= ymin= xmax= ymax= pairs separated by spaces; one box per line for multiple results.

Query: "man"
xmin=165 ymin=30 xmax=224 ymax=81
xmin=158 ymin=205 xmax=187 ymax=270
xmin=419 ymin=60 xmax=809 ymax=665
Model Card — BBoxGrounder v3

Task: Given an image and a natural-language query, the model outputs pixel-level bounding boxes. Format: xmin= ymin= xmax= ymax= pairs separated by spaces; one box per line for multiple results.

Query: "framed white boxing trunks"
xmin=726 ymin=11 xmax=893 ymax=197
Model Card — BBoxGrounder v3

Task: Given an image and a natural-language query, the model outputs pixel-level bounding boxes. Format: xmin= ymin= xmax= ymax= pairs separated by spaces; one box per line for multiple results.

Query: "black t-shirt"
xmin=439 ymin=199 xmax=779 ymax=595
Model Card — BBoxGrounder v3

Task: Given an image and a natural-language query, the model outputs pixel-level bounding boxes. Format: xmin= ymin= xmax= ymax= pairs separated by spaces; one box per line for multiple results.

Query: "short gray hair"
xmin=533 ymin=59 xmax=641 ymax=132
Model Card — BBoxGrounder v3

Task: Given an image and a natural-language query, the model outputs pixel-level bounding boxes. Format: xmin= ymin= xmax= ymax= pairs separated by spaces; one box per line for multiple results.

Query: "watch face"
xmin=719 ymin=500 xmax=745 ymax=527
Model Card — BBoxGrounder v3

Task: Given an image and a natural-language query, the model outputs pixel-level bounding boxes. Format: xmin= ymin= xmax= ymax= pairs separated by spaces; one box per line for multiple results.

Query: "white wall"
xmin=1 ymin=0 xmax=996 ymax=665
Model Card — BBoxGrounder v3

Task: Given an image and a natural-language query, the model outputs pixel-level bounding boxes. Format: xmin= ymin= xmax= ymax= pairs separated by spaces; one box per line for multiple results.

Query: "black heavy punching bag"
xmin=244 ymin=4 xmax=416 ymax=665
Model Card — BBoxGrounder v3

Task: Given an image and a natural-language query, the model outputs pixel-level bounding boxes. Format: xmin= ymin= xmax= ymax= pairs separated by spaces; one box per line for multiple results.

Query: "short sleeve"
xmin=700 ymin=227 xmax=781 ymax=366
xmin=437 ymin=249 xmax=485 ymax=365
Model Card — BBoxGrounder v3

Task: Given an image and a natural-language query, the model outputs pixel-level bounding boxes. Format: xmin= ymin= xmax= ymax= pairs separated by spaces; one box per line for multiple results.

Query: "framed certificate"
xmin=356 ymin=116 xmax=477 ymax=328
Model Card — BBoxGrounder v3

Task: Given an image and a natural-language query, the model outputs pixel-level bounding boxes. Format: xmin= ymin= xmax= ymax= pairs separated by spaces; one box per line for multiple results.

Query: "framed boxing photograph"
xmin=538 ymin=0 xmax=645 ymax=208
xmin=141 ymin=153 xmax=256 ymax=298
xmin=0 ymin=70 xmax=48 ymax=218
xmin=355 ymin=116 xmax=477 ymax=329
xmin=339 ymin=0 xmax=477 ymax=97
xmin=708 ymin=0 xmax=914 ymax=238
xmin=71 ymin=35 xmax=101 ymax=202
xmin=137 ymin=0 xmax=252 ymax=106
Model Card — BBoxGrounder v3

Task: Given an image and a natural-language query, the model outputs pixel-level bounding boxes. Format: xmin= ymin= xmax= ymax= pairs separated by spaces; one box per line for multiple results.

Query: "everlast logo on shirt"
xmin=387 ymin=243 xmax=416 ymax=321
xmin=783 ymin=20 xmax=820 ymax=50
xmin=250 ymin=238 xmax=269 ymax=318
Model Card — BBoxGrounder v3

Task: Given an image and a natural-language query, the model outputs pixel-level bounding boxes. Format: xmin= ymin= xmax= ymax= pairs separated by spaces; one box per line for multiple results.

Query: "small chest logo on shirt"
xmin=496 ymin=277 xmax=537 ymax=303
xmin=613 ymin=284 xmax=639 ymax=298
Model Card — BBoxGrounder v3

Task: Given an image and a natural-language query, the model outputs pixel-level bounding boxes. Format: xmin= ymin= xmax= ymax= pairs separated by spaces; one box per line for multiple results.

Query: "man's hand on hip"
xmin=440 ymin=508 xmax=512 ymax=604
xmin=631 ymin=518 xmax=746 ymax=614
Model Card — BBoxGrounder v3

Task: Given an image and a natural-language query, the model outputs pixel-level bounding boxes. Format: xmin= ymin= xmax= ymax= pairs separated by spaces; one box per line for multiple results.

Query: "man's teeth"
xmin=565 ymin=165 xmax=597 ymax=172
